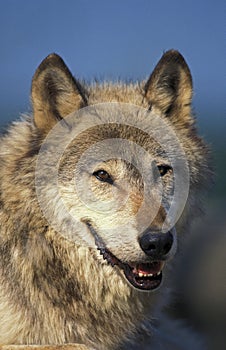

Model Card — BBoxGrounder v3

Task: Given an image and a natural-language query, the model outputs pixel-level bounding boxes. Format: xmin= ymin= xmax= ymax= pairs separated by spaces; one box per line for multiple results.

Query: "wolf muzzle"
xmin=83 ymin=219 xmax=176 ymax=292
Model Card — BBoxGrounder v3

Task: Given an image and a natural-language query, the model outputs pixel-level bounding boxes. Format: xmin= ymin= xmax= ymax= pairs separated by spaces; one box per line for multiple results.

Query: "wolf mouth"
xmin=85 ymin=221 xmax=164 ymax=291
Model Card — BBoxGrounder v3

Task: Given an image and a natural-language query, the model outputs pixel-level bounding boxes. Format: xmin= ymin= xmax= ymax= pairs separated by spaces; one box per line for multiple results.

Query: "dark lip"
xmin=85 ymin=220 xmax=164 ymax=291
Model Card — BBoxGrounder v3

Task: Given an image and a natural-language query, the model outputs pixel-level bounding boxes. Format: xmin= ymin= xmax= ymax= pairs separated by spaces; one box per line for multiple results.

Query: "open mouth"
xmin=99 ymin=247 xmax=164 ymax=291
xmin=86 ymin=221 xmax=164 ymax=291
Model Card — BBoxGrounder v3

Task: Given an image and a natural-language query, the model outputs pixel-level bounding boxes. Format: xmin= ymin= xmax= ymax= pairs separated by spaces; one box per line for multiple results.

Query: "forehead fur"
xmin=86 ymin=81 xmax=150 ymax=108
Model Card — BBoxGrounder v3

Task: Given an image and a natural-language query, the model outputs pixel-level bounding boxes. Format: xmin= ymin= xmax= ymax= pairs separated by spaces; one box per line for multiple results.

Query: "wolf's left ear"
xmin=145 ymin=50 xmax=193 ymax=124
xmin=31 ymin=53 xmax=87 ymax=133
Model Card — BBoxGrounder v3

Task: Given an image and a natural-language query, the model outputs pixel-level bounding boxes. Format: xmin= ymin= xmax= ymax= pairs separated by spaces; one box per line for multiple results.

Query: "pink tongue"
xmin=135 ymin=262 xmax=163 ymax=275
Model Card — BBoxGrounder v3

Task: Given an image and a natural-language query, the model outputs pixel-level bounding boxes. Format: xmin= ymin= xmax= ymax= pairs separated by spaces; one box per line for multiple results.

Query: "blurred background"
xmin=0 ymin=1 xmax=225 ymax=349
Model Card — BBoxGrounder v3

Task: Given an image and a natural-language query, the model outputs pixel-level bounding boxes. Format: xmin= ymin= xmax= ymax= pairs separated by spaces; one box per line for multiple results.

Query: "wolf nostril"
xmin=163 ymin=241 xmax=172 ymax=254
xmin=148 ymin=243 xmax=156 ymax=251
xmin=139 ymin=230 xmax=173 ymax=258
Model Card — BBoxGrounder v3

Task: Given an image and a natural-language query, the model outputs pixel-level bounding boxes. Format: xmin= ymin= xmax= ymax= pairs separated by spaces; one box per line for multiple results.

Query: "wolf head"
xmin=32 ymin=51 xmax=209 ymax=291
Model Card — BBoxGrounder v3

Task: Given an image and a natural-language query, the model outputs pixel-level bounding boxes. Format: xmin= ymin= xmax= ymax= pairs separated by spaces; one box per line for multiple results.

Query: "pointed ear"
xmin=31 ymin=53 xmax=87 ymax=133
xmin=144 ymin=50 xmax=193 ymax=124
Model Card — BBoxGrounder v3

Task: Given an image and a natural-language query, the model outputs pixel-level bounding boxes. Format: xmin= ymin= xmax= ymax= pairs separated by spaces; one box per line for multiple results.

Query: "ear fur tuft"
xmin=31 ymin=53 xmax=87 ymax=133
xmin=145 ymin=50 xmax=193 ymax=124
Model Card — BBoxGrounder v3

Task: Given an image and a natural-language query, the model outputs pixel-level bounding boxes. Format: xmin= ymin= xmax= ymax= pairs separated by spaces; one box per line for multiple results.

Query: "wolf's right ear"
xmin=31 ymin=54 xmax=87 ymax=134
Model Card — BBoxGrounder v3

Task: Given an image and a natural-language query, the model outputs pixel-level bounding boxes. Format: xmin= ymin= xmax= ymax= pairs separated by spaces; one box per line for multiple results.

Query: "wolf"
xmin=0 ymin=50 xmax=210 ymax=349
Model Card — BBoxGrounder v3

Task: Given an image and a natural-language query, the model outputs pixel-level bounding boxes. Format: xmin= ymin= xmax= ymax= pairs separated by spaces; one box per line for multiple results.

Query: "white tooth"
xmin=157 ymin=271 xmax=161 ymax=276
xmin=138 ymin=272 xmax=144 ymax=277
xmin=149 ymin=273 xmax=153 ymax=277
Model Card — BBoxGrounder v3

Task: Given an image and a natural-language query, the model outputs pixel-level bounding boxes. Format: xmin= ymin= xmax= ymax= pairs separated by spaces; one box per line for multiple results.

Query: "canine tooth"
xmin=138 ymin=272 xmax=144 ymax=277
xmin=157 ymin=271 xmax=161 ymax=276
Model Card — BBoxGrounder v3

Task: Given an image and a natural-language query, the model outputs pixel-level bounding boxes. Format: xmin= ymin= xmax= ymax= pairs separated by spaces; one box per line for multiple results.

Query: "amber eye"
xmin=93 ymin=170 xmax=113 ymax=184
xmin=157 ymin=164 xmax=172 ymax=177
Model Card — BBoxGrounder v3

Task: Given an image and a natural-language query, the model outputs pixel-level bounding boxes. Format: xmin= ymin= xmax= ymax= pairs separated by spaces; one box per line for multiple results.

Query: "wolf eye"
xmin=157 ymin=164 xmax=172 ymax=177
xmin=93 ymin=170 xmax=113 ymax=185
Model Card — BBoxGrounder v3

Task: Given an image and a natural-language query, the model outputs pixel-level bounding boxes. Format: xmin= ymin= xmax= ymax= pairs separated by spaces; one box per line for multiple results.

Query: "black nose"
xmin=139 ymin=229 xmax=174 ymax=259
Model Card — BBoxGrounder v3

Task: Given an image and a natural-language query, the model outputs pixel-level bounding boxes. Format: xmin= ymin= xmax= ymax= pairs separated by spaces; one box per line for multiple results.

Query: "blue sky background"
xmin=0 ymin=0 xmax=225 ymax=196
xmin=0 ymin=0 xmax=225 ymax=128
